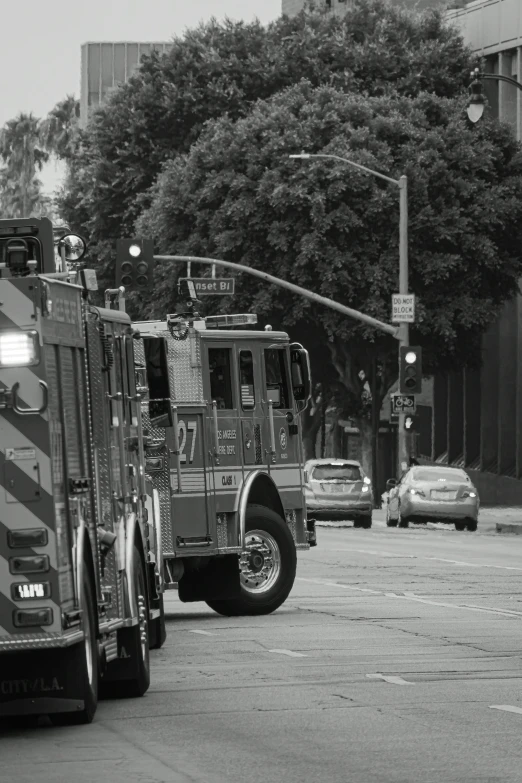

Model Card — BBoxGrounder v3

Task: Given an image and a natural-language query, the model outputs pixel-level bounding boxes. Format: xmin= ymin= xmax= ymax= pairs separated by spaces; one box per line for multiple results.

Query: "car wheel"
xmin=465 ymin=519 xmax=478 ymax=532
xmin=454 ymin=521 xmax=466 ymax=532
xmin=353 ymin=519 xmax=363 ymax=528
xmin=398 ymin=506 xmax=409 ymax=528
xmin=361 ymin=514 xmax=372 ymax=529
xmin=386 ymin=503 xmax=398 ymax=528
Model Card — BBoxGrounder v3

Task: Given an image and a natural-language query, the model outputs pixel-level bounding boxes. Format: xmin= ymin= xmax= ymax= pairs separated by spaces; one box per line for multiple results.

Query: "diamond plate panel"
xmin=285 ymin=509 xmax=297 ymax=543
xmin=254 ymin=425 xmax=262 ymax=465
xmin=216 ymin=514 xmax=228 ymax=548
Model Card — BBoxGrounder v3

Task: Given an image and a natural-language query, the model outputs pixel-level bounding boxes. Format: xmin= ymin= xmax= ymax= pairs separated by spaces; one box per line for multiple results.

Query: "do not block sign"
xmin=392 ymin=294 xmax=415 ymax=323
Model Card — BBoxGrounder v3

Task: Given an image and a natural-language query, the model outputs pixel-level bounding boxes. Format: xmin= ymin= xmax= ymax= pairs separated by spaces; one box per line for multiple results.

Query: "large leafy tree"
xmin=0 ymin=113 xmax=49 ymax=217
xmin=58 ymin=0 xmax=473 ymax=281
xmin=136 ymin=82 xmax=522 ymax=471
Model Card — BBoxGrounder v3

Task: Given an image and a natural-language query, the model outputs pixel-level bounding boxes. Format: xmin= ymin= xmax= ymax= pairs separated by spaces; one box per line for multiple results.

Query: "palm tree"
xmin=40 ymin=95 xmax=80 ymax=161
xmin=0 ymin=112 xmax=48 ymax=217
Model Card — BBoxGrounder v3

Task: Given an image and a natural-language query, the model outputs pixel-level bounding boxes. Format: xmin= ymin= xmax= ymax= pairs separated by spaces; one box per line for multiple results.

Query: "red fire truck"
xmin=0 ymin=218 xmax=164 ymax=724
xmin=132 ymin=276 xmax=315 ymax=618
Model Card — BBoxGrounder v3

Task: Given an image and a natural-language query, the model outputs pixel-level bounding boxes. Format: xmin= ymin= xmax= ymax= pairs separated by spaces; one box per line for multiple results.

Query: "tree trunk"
xmin=302 ymin=406 xmax=322 ymax=462
xmin=356 ymin=417 xmax=373 ymax=479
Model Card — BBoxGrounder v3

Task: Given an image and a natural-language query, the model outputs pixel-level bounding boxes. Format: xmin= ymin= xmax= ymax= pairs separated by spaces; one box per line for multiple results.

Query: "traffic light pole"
xmin=398 ymin=175 xmax=410 ymax=477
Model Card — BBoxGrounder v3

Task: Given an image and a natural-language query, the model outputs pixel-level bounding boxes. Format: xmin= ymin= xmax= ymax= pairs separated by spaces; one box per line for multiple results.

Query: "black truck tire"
xmin=50 ymin=564 xmax=98 ymax=725
xmin=100 ymin=545 xmax=150 ymax=699
xmin=149 ymin=594 xmax=167 ymax=650
xmin=206 ymin=505 xmax=297 ymax=617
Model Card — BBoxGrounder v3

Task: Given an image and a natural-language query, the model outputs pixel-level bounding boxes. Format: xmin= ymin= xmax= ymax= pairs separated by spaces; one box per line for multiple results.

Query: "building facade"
xmin=426 ymin=0 xmax=522 ymax=503
xmin=80 ymin=42 xmax=172 ymax=127
xmin=282 ymin=0 xmax=351 ymax=15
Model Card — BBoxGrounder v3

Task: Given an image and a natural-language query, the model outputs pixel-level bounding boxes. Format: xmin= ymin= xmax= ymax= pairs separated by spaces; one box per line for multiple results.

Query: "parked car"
xmin=303 ymin=459 xmax=373 ymax=528
xmin=385 ymin=465 xmax=479 ymax=531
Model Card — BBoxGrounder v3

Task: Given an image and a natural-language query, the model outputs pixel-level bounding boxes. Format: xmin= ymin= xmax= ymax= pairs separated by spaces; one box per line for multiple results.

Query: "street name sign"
xmin=392 ymin=293 xmax=415 ymax=323
xmin=179 ymin=277 xmax=235 ymax=295
xmin=391 ymin=393 xmax=416 ymax=415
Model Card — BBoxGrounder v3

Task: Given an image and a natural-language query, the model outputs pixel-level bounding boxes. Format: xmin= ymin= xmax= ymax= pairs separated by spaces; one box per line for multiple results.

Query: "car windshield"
xmin=412 ymin=468 xmax=469 ymax=483
xmin=311 ymin=464 xmax=362 ymax=482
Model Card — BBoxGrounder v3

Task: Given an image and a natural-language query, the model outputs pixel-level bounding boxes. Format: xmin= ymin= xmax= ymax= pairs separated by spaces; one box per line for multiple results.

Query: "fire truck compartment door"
xmin=4 ymin=457 xmax=41 ymax=503
xmin=169 ymin=409 xmax=212 ymax=543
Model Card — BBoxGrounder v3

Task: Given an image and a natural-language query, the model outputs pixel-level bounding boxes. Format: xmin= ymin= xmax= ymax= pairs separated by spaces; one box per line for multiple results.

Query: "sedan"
xmin=304 ymin=459 xmax=373 ymax=528
xmin=386 ymin=465 xmax=479 ymax=531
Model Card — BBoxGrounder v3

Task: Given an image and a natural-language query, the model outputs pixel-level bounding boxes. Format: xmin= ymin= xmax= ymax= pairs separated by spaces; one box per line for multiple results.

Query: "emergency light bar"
xmin=0 ymin=330 xmax=39 ymax=367
xmin=205 ymin=314 xmax=257 ymax=328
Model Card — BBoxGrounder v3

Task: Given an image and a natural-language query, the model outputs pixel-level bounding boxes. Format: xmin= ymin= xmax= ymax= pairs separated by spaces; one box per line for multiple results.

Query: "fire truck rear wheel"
xmin=50 ymin=564 xmax=98 ymax=725
xmin=206 ymin=505 xmax=297 ymax=616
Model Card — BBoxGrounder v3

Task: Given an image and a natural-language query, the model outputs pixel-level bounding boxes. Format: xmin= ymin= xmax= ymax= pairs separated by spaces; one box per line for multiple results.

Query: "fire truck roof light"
xmin=205 ymin=314 xmax=258 ymax=328
xmin=0 ymin=331 xmax=39 ymax=367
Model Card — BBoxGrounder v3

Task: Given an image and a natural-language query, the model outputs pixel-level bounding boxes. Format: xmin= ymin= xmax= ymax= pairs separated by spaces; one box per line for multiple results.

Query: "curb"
xmin=496 ymin=522 xmax=522 ymax=535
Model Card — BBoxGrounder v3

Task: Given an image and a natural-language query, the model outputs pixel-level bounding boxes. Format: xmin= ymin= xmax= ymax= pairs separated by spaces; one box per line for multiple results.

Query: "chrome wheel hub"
xmin=239 ymin=529 xmax=281 ymax=595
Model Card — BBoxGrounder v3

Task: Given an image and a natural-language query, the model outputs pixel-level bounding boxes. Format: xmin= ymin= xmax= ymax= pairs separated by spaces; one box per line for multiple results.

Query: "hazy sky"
xmin=1 ymin=0 xmax=282 ymax=193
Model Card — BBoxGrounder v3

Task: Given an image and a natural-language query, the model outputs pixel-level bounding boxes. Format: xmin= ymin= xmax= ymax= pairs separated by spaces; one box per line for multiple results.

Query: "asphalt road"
xmin=2 ymin=510 xmax=522 ymax=783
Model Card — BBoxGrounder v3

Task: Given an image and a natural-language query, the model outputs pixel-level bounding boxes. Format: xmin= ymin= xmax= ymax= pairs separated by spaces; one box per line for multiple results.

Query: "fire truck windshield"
xmin=264 ymin=348 xmax=289 ymax=409
xmin=209 ymin=348 xmax=234 ymax=410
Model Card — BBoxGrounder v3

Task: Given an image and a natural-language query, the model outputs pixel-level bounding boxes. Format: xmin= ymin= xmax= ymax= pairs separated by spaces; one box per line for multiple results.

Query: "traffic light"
xmin=399 ymin=346 xmax=422 ymax=395
xmin=404 ymin=415 xmax=417 ymax=431
xmin=115 ymin=239 xmax=154 ymax=291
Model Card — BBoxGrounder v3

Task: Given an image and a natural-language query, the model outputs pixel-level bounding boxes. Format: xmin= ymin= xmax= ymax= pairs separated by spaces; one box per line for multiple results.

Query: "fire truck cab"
xmin=0 ymin=218 xmax=162 ymax=724
xmin=135 ymin=297 xmax=315 ymax=617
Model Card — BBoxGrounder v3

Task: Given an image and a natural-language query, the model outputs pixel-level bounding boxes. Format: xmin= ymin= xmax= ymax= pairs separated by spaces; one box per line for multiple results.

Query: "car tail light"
xmin=409 ymin=488 xmax=425 ymax=497
xmin=462 ymin=490 xmax=477 ymax=498
xmin=361 ymin=485 xmax=370 ymax=493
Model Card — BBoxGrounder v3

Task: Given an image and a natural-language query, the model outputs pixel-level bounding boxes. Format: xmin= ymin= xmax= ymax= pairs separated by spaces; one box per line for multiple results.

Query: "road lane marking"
xmin=189 ymin=630 xmax=215 ymax=635
xmin=297 ymin=577 xmax=522 ymax=618
xmin=366 ymin=673 xmax=414 ymax=686
xmin=269 ymin=649 xmax=307 ymax=657
xmin=340 ymin=548 xmax=522 ymax=572
xmin=490 ymin=705 xmax=522 ymax=715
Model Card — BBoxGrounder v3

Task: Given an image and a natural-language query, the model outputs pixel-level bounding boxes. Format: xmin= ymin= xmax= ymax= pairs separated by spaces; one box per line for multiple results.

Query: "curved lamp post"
xmin=467 ymin=67 xmax=522 ymax=123
xmin=289 ymin=152 xmax=410 ymax=481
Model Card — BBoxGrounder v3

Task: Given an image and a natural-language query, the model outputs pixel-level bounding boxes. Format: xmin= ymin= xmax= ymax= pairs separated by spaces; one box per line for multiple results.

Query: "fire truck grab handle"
xmin=212 ymin=401 xmax=220 ymax=465
xmin=268 ymin=400 xmax=276 ymax=461
xmin=11 ymin=381 xmax=48 ymax=416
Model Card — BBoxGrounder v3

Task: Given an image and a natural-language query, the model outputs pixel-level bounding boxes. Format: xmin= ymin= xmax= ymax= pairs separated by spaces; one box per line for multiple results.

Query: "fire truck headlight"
xmin=0 ymin=330 xmax=40 ymax=367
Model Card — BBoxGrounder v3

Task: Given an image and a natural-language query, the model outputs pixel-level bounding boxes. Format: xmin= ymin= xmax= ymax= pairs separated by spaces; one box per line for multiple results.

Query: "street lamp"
xmin=467 ymin=67 xmax=522 ymax=123
xmin=289 ymin=152 xmax=410 ymax=478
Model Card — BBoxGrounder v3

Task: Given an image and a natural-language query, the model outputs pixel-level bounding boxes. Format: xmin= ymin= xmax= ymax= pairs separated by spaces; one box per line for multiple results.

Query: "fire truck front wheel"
xmin=206 ymin=505 xmax=297 ymax=616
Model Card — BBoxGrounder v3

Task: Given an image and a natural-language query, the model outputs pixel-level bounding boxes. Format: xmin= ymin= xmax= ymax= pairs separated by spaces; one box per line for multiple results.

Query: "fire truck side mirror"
xmin=290 ymin=343 xmax=312 ymax=413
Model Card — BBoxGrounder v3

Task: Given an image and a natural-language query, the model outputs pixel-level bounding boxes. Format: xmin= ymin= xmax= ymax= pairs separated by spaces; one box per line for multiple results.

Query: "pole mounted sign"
xmin=178 ymin=277 xmax=235 ymax=296
xmin=392 ymin=293 xmax=415 ymax=323
xmin=391 ymin=393 xmax=416 ymax=415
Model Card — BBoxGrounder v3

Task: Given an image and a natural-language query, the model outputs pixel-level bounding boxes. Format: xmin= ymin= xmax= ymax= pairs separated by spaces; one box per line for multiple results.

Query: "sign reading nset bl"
xmin=179 ymin=278 xmax=235 ymax=295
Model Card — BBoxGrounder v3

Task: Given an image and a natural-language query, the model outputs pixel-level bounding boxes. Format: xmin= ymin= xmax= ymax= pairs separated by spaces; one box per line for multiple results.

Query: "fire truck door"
xmin=238 ymin=346 xmax=265 ymax=469
xmin=261 ymin=346 xmax=301 ymax=493
xmin=205 ymin=345 xmax=242 ymax=517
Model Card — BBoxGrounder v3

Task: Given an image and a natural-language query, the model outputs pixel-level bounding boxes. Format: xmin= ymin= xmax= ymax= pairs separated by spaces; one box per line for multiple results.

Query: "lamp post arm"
xmin=291 ymin=152 xmax=399 ymax=186
xmin=480 ymin=73 xmax=522 ymax=91
xmin=154 ymin=253 xmax=401 ymax=338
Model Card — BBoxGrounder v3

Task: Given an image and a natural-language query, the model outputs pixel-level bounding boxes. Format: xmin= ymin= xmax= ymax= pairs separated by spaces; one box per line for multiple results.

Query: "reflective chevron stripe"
xmin=0 ymin=279 xmax=61 ymax=641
